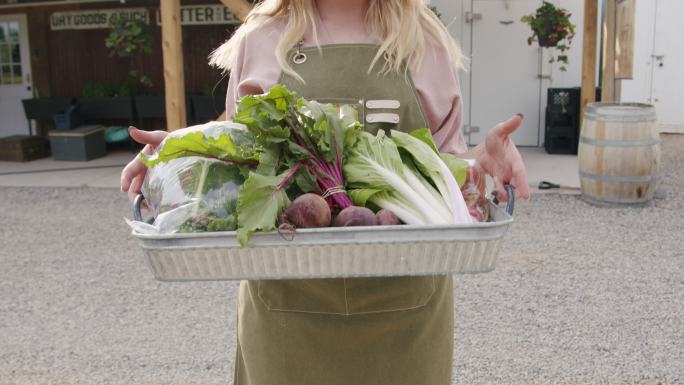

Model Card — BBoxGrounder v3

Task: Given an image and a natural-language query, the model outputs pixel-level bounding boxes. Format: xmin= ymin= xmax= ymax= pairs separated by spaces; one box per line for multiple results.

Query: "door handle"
xmin=465 ymin=12 xmax=482 ymax=23
xmin=25 ymin=73 xmax=32 ymax=91
xmin=651 ymin=55 xmax=665 ymax=68
xmin=464 ymin=125 xmax=480 ymax=134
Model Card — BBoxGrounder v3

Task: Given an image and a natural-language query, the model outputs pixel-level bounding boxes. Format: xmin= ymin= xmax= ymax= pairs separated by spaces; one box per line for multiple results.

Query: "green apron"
xmin=234 ymin=45 xmax=454 ymax=385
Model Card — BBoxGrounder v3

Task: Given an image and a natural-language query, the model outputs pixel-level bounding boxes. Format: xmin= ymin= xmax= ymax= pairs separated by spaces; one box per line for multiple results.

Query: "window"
xmin=0 ymin=22 xmax=22 ymax=85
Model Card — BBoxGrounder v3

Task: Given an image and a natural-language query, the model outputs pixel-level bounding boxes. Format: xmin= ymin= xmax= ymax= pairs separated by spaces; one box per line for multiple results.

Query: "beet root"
xmin=375 ymin=209 xmax=401 ymax=225
xmin=333 ymin=206 xmax=377 ymax=227
xmin=281 ymin=193 xmax=331 ymax=228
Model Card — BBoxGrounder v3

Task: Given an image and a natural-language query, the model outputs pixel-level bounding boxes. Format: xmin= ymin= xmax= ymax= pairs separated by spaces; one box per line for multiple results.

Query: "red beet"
xmin=281 ymin=193 xmax=331 ymax=228
xmin=375 ymin=209 xmax=401 ymax=225
xmin=333 ymin=206 xmax=376 ymax=227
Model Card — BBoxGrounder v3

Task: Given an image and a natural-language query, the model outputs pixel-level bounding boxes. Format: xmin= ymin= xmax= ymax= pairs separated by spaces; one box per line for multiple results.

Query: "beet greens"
xmin=228 ymin=85 xmax=360 ymax=244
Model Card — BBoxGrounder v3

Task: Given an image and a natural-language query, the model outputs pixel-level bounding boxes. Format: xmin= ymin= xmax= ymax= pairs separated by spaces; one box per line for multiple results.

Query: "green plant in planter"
xmin=521 ymin=1 xmax=576 ymax=71
xmin=105 ymin=18 xmax=152 ymax=58
xmin=82 ymin=71 xmax=148 ymax=98
xmin=82 ymin=80 xmax=117 ymax=98
xmin=82 ymin=79 xmax=134 ymax=98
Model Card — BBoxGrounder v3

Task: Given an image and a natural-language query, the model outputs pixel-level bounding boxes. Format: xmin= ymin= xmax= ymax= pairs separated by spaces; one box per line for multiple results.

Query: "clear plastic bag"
xmin=142 ymin=156 xmax=243 ymax=233
xmin=137 ymin=121 xmax=248 ymax=234
xmin=461 ymin=159 xmax=489 ymax=222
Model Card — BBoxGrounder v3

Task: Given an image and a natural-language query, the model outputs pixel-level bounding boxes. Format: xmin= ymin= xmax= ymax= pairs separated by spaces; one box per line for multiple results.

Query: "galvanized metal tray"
xmin=131 ymin=187 xmax=515 ymax=281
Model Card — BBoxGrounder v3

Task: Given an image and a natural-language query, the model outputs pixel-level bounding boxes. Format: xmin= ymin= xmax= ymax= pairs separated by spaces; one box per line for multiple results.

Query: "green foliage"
xmin=105 ymin=18 xmax=154 ymax=92
xmin=145 ymin=85 xmax=362 ymax=244
xmin=234 ymin=84 xmax=360 ymax=205
xmin=139 ymin=129 xmax=259 ymax=168
xmin=521 ymin=1 xmax=576 ymax=71
xmin=82 ymin=80 xmax=117 ymax=98
xmin=141 ymin=84 xmax=479 ymax=242
xmin=81 ymin=77 xmax=134 ymax=97
xmin=105 ymin=18 xmax=153 ymax=58
xmin=128 ymin=70 xmax=153 ymax=89
xmin=81 ymin=73 xmax=150 ymax=98
xmin=440 ymin=153 xmax=469 ymax=188
xmin=344 ymin=129 xmax=472 ymax=225
xmin=236 ymin=171 xmax=291 ymax=245
xmin=231 ymin=85 xmax=361 ymax=243
xmin=179 ymin=215 xmax=237 ymax=232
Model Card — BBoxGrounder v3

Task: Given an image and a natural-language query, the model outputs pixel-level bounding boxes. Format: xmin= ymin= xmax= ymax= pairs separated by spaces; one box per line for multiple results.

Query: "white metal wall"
xmin=621 ymin=0 xmax=684 ymax=132
xmin=431 ymin=0 xmax=599 ymax=147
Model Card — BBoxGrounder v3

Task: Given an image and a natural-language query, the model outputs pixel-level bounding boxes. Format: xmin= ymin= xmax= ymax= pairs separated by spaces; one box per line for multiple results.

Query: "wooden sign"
xmin=50 ymin=8 xmax=149 ymax=30
xmin=50 ymin=4 xmax=239 ymax=31
xmin=155 ymin=5 xmax=241 ymax=26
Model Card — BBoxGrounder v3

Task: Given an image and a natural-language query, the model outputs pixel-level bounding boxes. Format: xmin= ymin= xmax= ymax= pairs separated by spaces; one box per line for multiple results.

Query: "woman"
xmin=122 ymin=1 xmax=530 ymax=384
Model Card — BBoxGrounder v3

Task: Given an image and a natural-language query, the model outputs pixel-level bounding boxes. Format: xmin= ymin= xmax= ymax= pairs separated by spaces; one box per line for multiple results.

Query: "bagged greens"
xmin=138 ymin=121 xmax=253 ymax=234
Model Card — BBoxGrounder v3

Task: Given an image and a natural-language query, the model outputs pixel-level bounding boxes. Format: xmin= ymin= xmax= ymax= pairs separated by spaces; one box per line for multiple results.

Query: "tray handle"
xmin=133 ymin=194 xmax=145 ymax=222
xmin=492 ymin=184 xmax=515 ymax=216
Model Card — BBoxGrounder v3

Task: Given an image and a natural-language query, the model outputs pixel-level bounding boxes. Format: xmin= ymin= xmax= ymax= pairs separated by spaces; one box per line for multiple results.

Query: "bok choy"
xmin=345 ymin=129 xmax=472 ymax=225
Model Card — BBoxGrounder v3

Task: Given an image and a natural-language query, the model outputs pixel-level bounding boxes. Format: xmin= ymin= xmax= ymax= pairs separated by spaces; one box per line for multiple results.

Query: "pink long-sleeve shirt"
xmin=225 ymin=19 xmax=467 ymax=154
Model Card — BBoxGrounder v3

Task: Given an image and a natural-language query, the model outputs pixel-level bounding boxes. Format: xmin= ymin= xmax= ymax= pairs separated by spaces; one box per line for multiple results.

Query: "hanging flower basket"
xmin=521 ymin=1 xmax=576 ymax=71
xmin=105 ymin=18 xmax=153 ymax=58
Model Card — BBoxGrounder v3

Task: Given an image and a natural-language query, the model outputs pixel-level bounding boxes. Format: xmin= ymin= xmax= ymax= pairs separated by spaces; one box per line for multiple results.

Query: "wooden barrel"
xmin=578 ymin=103 xmax=660 ymax=205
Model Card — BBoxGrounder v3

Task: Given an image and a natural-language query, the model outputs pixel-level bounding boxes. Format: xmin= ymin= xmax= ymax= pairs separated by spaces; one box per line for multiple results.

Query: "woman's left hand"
xmin=477 ymin=114 xmax=530 ymax=201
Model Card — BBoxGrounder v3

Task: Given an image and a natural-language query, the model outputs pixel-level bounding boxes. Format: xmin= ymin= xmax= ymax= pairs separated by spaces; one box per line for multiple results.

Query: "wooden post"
xmin=219 ymin=0 xmax=253 ymax=21
xmin=160 ymin=0 xmax=187 ymax=131
xmin=602 ymin=0 xmax=618 ymax=102
xmin=580 ymin=0 xmax=599 ymax=125
xmin=615 ymin=0 xmax=636 ymax=79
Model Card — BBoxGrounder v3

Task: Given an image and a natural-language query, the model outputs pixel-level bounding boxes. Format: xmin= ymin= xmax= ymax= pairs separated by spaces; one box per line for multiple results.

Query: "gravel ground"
xmin=1 ymin=135 xmax=682 ymax=385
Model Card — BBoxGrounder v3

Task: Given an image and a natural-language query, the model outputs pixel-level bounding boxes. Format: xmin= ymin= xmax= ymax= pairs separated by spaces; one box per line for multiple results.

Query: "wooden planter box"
xmin=49 ymin=125 xmax=106 ymax=161
xmin=0 ymin=135 xmax=50 ymax=162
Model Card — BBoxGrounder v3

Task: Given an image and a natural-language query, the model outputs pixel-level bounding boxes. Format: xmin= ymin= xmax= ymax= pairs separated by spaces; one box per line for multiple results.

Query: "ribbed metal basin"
xmin=132 ymin=201 xmax=513 ymax=281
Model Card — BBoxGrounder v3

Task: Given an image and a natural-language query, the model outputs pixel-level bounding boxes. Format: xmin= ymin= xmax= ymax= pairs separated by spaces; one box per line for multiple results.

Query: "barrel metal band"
xmin=579 ymin=170 xmax=658 ymax=183
xmin=581 ymin=191 xmax=651 ymax=204
xmin=584 ymin=111 xmax=657 ymax=122
xmin=579 ymin=136 xmax=661 ymax=147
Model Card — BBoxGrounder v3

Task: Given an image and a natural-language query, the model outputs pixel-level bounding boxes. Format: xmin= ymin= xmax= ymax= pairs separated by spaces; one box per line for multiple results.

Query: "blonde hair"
xmin=209 ymin=0 xmax=465 ymax=82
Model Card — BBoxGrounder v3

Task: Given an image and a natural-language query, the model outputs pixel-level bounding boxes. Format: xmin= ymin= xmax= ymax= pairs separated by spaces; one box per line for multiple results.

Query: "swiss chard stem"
xmin=276 ymin=161 xmax=304 ymax=191
xmin=303 ymin=161 xmax=353 ymax=209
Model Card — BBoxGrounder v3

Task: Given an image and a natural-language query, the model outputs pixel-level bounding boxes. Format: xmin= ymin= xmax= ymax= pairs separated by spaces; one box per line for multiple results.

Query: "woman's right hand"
xmin=120 ymin=127 xmax=169 ymax=202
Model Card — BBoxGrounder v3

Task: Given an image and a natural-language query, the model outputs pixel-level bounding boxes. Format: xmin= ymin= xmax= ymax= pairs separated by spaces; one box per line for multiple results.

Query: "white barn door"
xmin=466 ymin=0 xmax=543 ymax=146
xmin=651 ymin=0 xmax=684 ymax=130
xmin=0 ymin=14 xmax=32 ymax=138
xmin=621 ymin=0 xmax=684 ymax=132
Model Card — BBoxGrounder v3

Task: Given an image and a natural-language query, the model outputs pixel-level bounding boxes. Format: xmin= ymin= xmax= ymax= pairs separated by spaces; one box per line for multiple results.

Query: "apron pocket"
xmin=257 ymin=279 xmax=348 ymax=315
xmin=344 ymin=276 xmax=436 ymax=315
xmin=257 ymin=276 xmax=436 ymax=316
